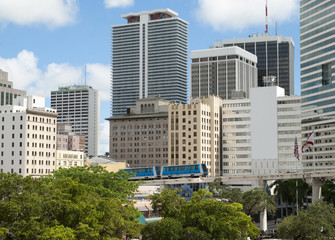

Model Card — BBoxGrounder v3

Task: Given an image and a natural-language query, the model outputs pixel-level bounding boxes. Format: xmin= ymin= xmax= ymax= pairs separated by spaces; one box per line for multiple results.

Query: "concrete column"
xmin=258 ymin=178 xmax=268 ymax=231
xmin=159 ymin=184 xmax=165 ymax=193
xmin=311 ymin=177 xmax=323 ymax=203
xmin=260 ymin=208 xmax=267 ymax=231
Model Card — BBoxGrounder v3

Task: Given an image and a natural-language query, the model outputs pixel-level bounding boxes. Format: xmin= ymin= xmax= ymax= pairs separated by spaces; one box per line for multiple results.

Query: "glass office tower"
xmin=112 ymin=9 xmax=188 ymax=116
xmin=300 ymin=0 xmax=335 ymax=171
xmin=213 ymin=35 xmax=295 ymax=96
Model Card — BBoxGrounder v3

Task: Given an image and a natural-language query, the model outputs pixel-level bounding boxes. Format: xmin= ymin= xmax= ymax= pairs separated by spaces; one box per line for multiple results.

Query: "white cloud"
xmin=104 ymin=0 xmax=134 ymax=8
xmin=86 ymin=63 xmax=110 ymax=102
xmin=0 ymin=50 xmax=110 ymax=102
xmin=0 ymin=0 xmax=78 ymax=28
xmin=195 ymin=0 xmax=299 ymax=32
xmin=99 ymin=121 xmax=110 ymax=155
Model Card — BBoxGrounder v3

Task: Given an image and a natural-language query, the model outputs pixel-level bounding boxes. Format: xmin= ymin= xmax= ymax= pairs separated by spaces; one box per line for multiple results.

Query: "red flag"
xmin=301 ymin=131 xmax=314 ymax=153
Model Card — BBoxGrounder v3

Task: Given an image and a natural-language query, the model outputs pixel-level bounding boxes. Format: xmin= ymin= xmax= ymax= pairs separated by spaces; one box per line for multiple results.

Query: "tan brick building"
xmin=107 ymin=96 xmax=169 ymax=168
xmin=168 ymin=95 xmax=222 ymax=176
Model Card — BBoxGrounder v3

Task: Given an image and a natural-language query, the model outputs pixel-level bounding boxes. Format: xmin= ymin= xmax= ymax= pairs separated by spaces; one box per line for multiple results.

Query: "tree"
xmin=0 ymin=169 xmax=142 ymax=240
xmin=52 ymin=165 xmax=139 ymax=200
xmin=270 ymin=179 xmax=311 ymax=216
xmin=242 ymin=188 xmax=276 ymax=216
xmin=208 ymin=178 xmax=243 ymax=203
xmin=149 ymin=189 xmax=185 ymax=218
xmin=277 ymin=201 xmax=335 ymax=239
xmin=322 ymin=180 xmax=335 ymax=206
xmin=142 ymin=189 xmax=260 ymax=240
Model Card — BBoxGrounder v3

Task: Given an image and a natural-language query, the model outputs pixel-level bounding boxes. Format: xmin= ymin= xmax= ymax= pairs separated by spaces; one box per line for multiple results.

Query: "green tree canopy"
xmin=208 ymin=178 xmax=243 ymax=203
xmin=0 ymin=167 xmax=142 ymax=240
xmin=142 ymin=189 xmax=260 ymax=240
xmin=277 ymin=201 xmax=335 ymax=239
xmin=241 ymin=188 xmax=276 ymax=216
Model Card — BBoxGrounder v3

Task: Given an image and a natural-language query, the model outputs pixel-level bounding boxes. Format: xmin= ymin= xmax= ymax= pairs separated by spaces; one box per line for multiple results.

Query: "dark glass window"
xmin=322 ymin=62 xmax=332 ymax=85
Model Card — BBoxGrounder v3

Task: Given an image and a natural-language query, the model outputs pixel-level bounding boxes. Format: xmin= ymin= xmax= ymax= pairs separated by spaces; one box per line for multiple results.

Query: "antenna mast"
xmin=84 ymin=64 xmax=87 ymax=85
xmin=265 ymin=0 xmax=268 ymax=35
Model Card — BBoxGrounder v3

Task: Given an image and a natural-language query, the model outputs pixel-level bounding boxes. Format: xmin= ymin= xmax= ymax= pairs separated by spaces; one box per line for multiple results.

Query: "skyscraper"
xmin=213 ymin=34 xmax=295 ymax=96
xmin=111 ymin=9 xmax=188 ymax=116
xmin=51 ymin=85 xmax=100 ymax=156
xmin=300 ymin=1 xmax=335 ymax=172
xmin=190 ymin=47 xmax=258 ymax=100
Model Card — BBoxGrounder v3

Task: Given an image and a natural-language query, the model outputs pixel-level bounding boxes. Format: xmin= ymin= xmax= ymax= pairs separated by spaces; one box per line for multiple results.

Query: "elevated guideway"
xmin=141 ymin=170 xmax=335 ymax=202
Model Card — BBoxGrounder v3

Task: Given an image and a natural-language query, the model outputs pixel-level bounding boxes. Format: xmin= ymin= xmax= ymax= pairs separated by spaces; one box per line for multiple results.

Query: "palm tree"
xmin=271 ymin=179 xmax=311 ymax=217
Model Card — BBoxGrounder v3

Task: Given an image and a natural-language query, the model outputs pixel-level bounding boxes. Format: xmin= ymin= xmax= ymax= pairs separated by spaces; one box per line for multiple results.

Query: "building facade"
xmin=300 ymin=0 xmax=335 ymax=172
xmin=112 ymin=9 xmax=188 ymax=116
xmin=213 ymin=35 xmax=295 ymax=96
xmin=57 ymin=124 xmax=85 ymax=152
xmin=107 ymin=96 xmax=169 ymax=167
xmin=55 ymin=150 xmax=86 ymax=170
xmin=190 ymin=47 xmax=258 ymax=100
xmin=0 ymin=69 xmax=26 ymax=106
xmin=168 ymin=95 xmax=222 ymax=176
xmin=222 ymin=87 xmax=302 ymax=175
xmin=51 ymin=85 xmax=99 ymax=157
xmin=0 ymin=96 xmax=57 ymax=177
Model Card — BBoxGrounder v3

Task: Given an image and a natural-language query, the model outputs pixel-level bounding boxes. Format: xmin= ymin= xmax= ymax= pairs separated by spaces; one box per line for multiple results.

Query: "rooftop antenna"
xmin=265 ymin=0 xmax=269 ymax=35
xmin=84 ymin=64 xmax=87 ymax=86
xmin=275 ymin=22 xmax=278 ymax=36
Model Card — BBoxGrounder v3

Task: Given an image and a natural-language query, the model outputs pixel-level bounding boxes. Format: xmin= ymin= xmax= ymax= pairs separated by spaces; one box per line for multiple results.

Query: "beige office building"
xmin=107 ymin=96 xmax=169 ymax=168
xmin=168 ymin=95 xmax=222 ymax=176
xmin=55 ymin=150 xmax=86 ymax=170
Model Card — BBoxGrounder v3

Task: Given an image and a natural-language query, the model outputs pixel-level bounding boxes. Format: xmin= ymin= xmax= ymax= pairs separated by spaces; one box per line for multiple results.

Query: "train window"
xmin=177 ymin=166 xmax=185 ymax=171
xmin=149 ymin=168 xmax=152 ymax=173
xmin=191 ymin=165 xmax=194 ymax=170
xmin=174 ymin=167 xmax=177 ymax=171
xmin=195 ymin=165 xmax=199 ymax=170
xmin=186 ymin=166 xmax=190 ymax=170
xmin=169 ymin=167 xmax=173 ymax=171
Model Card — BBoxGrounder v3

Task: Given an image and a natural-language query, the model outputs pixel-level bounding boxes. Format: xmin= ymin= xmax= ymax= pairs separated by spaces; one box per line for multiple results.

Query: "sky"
xmin=0 ymin=0 xmax=300 ymax=155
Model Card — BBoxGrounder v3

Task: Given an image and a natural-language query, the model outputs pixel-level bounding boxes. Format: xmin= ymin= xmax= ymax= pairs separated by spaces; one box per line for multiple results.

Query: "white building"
xmin=112 ymin=9 xmax=188 ymax=116
xmin=0 ymin=96 xmax=57 ymax=177
xmin=56 ymin=150 xmax=86 ymax=170
xmin=51 ymin=85 xmax=100 ymax=157
xmin=222 ymin=86 xmax=302 ymax=175
xmin=190 ymin=47 xmax=258 ymax=100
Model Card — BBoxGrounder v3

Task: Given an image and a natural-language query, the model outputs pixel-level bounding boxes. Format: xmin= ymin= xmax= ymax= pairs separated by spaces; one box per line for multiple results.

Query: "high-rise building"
xmin=168 ymin=95 xmax=222 ymax=177
xmin=190 ymin=47 xmax=258 ymax=100
xmin=0 ymin=96 xmax=57 ymax=177
xmin=107 ymin=96 xmax=169 ymax=167
xmin=111 ymin=9 xmax=188 ymax=116
xmin=51 ymin=85 xmax=99 ymax=157
xmin=213 ymin=35 xmax=295 ymax=96
xmin=222 ymin=86 xmax=302 ymax=175
xmin=0 ymin=69 xmax=26 ymax=106
xmin=300 ymin=1 xmax=335 ymax=172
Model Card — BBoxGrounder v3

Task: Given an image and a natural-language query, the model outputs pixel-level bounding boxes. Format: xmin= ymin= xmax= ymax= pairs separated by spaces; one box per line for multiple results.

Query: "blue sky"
xmin=0 ymin=0 xmax=300 ymax=154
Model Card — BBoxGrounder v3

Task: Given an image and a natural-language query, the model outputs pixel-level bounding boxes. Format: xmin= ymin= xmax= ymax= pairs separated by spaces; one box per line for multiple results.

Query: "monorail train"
xmin=121 ymin=164 xmax=208 ymax=180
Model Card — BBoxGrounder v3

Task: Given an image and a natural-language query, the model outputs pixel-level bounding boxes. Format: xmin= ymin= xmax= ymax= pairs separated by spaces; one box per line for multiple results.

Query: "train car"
xmin=160 ymin=164 xmax=208 ymax=179
xmin=121 ymin=166 xmax=160 ymax=180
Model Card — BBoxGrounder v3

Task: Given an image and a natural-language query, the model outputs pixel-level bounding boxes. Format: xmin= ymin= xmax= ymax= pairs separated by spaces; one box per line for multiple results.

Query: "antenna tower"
xmin=265 ymin=0 xmax=269 ymax=35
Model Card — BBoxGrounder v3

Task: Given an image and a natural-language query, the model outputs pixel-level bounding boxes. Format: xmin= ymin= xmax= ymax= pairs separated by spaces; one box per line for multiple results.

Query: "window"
xmin=322 ymin=63 xmax=332 ymax=85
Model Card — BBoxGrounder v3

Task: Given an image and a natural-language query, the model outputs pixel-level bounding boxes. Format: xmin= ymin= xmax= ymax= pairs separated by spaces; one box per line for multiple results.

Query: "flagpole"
xmin=313 ymin=144 xmax=315 ymax=173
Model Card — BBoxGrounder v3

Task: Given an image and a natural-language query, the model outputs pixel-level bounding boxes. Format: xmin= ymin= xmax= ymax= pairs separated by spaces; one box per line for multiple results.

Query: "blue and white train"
xmin=121 ymin=164 xmax=208 ymax=180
